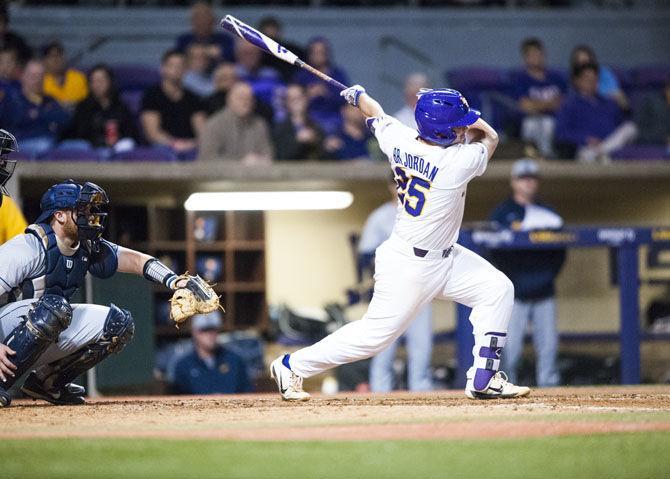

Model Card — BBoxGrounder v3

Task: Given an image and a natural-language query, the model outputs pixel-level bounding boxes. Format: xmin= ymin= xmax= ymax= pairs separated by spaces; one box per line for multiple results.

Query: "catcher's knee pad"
xmin=39 ymin=304 xmax=134 ymax=391
xmin=1 ymin=295 xmax=72 ymax=389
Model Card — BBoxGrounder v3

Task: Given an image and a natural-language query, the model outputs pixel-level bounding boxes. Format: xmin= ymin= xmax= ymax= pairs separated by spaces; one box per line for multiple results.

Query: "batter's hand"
xmin=0 ymin=344 xmax=16 ymax=382
xmin=340 ymin=85 xmax=366 ymax=107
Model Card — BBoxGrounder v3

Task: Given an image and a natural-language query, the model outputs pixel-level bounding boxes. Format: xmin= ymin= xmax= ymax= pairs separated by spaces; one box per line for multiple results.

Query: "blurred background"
xmin=1 ymin=0 xmax=669 ymax=397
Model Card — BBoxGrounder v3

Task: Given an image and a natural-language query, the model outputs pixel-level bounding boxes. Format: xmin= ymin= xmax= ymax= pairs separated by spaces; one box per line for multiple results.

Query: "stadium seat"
xmin=113 ymin=146 xmax=178 ymax=161
xmin=630 ymin=65 xmax=670 ymax=91
xmin=40 ymin=148 xmax=104 ymax=161
xmin=611 ymin=144 xmax=669 ymax=160
xmin=112 ymin=64 xmax=160 ymax=92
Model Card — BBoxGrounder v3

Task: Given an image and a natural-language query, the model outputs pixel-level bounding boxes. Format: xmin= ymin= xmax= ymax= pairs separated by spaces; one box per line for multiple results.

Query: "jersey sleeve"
xmin=88 ymin=240 xmax=119 ymax=279
xmin=367 ymin=115 xmax=409 ymax=157
xmin=457 ymin=142 xmax=489 ymax=180
xmin=0 ymin=234 xmax=45 ymax=294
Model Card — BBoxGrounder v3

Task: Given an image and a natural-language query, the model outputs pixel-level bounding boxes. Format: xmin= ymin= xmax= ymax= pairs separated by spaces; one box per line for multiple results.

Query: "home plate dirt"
xmin=2 ymin=386 xmax=669 ymax=441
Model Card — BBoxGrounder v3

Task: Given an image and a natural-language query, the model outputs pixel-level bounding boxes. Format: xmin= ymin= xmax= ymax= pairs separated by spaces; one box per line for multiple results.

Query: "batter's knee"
xmin=29 ymin=294 xmax=73 ymax=342
xmin=492 ymin=272 xmax=514 ymax=307
xmin=103 ymin=304 xmax=135 ymax=353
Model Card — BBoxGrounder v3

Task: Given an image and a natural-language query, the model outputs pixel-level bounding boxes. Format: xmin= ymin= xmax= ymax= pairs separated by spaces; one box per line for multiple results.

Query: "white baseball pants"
xmin=289 ymin=234 xmax=514 ymax=379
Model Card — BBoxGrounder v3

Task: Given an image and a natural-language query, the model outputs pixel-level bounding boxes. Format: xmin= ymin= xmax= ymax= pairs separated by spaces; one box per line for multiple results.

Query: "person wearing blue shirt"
xmin=570 ymin=45 xmax=629 ymax=112
xmin=555 ymin=63 xmax=638 ymax=162
xmin=174 ymin=2 xmax=234 ymax=66
xmin=4 ymin=59 xmax=70 ymax=158
xmin=172 ymin=312 xmax=252 ymax=395
xmin=489 ymin=159 xmax=565 ymax=387
xmin=324 ymin=104 xmax=373 ymax=160
xmin=511 ymin=38 xmax=566 ymax=158
xmin=292 ymin=38 xmax=350 ymax=136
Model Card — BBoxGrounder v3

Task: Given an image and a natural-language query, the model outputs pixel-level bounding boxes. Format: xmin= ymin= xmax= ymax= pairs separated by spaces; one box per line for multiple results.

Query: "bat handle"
xmin=295 ymin=59 xmax=348 ymax=91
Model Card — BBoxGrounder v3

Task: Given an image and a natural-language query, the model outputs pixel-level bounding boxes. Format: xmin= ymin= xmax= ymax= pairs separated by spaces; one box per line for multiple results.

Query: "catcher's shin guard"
xmin=35 ymin=304 xmax=134 ymax=393
xmin=0 ymin=295 xmax=72 ymax=392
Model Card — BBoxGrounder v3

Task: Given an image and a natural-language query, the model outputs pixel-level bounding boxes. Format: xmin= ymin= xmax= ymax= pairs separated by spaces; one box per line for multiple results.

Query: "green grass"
xmin=3 ymin=433 xmax=669 ymax=479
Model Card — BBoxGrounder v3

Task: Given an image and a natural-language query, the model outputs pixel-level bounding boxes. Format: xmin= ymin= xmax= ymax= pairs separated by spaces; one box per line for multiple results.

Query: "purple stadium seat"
xmin=631 ymin=65 xmax=670 ymax=90
xmin=112 ymin=64 xmax=160 ymax=92
xmin=446 ymin=67 xmax=510 ymax=92
xmin=7 ymin=150 xmax=34 ymax=161
xmin=121 ymin=90 xmax=144 ymax=116
xmin=611 ymin=144 xmax=669 ymax=161
xmin=113 ymin=146 xmax=178 ymax=162
xmin=40 ymin=148 xmax=104 ymax=161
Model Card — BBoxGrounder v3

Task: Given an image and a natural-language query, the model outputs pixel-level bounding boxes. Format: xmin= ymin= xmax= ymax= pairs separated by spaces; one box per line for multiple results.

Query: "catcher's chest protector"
xmin=21 ymin=223 xmax=90 ymax=301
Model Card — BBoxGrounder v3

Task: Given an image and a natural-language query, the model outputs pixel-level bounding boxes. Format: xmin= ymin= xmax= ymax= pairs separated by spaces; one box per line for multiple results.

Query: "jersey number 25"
xmin=393 ymin=166 xmax=431 ymax=217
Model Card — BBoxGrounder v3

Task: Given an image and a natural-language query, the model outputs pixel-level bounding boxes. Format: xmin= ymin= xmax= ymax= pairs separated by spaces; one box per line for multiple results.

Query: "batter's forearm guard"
xmin=143 ymin=258 xmax=178 ymax=290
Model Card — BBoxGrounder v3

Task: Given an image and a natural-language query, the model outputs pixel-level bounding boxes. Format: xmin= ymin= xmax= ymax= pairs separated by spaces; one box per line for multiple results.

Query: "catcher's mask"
xmin=36 ymin=179 xmax=110 ymax=252
xmin=0 ymin=129 xmax=18 ymax=206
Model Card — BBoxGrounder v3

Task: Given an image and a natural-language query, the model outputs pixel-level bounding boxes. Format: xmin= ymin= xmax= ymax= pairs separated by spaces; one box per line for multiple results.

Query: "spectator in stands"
xmin=198 ymin=81 xmax=273 ymax=163
xmin=0 ymin=46 xmax=21 ymax=91
xmin=0 ymin=3 xmax=32 ymax=64
xmin=175 ymin=1 xmax=234 ymax=66
xmin=490 ymin=159 xmax=565 ymax=388
xmin=4 ymin=59 xmax=69 ymax=157
xmin=141 ymin=49 xmax=206 ymax=156
xmin=570 ymin=45 xmax=629 ymax=112
xmin=183 ymin=43 xmax=214 ymax=98
xmin=63 ymin=64 xmax=137 ymax=152
xmin=172 ymin=312 xmax=251 ymax=395
xmin=636 ymin=78 xmax=670 ymax=154
xmin=258 ymin=16 xmax=305 ymax=83
xmin=512 ymin=38 xmax=566 ymax=158
xmin=293 ymin=37 xmax=350 ymax=135
xmin=273 ymin=84 xmax=325 ymax=161
xmin=555 ymin=63 xmax=638 ymax=162
xmin=41 ymin=41 xmax=88 ymax=109
xmin=233 ymin=39 xmax=282 ymax=120
xmin=205 ymin=62 xmax=238 ymax=115
xmin=324 ymin=104 xmax=373 ymax=160
xmin=393 ymin=73 xmax=430 ymax=129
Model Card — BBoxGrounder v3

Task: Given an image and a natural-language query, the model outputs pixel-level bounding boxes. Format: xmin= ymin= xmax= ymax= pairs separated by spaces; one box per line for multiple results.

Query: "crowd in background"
xmin=1 ymin=1 xmax=668 ymax=162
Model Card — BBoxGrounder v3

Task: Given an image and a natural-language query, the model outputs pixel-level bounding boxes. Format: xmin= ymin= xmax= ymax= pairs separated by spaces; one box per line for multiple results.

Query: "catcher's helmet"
xmin=414 ymin=88 xmax=480 ymax=147
xmin=0 ymin=129 xmax=18 ymax=205
xmin=36 ymin=180 xmax=110 ymax=250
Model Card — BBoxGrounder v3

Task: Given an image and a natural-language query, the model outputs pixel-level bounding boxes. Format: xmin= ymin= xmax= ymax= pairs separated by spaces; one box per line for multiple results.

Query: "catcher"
xmin=0 ymin=179 xmax=218 ymax=407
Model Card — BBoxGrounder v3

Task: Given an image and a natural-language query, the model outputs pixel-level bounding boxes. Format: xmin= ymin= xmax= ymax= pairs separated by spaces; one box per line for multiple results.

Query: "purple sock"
xmin=282 ymin=354 xmax=292 ymax=370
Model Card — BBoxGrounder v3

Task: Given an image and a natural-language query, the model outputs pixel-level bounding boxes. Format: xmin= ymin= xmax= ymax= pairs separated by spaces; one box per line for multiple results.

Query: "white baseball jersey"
xmin=370 ymin=115 xmax=489 ymax=250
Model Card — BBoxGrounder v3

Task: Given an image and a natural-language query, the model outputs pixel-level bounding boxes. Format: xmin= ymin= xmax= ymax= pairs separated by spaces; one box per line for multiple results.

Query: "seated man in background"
xmin=0 ymin=46 xmax=22 ymax=92
xmin=393 ymin=73 xmax=430 ymax=129
xmin=512 ymin=38 xmax=566 ymax=158
xmin=3 ymin=59 xmax=70 ymax=157
xmin=175 ymin=1 xmax=234 ymax=66
xmin=324 ymin=103 xmax=373 ymax=160
xmin=233 ymin=39 xmax=282 ymax=122
xmin=0 ymin=129 xmax=27 ymax=245
xmin=273 ymin=83 xmax=325 ymax=161
xmin=555 ymin=63 xmax=638 ymax=162
xmin=172 ymin=312 xmax=251 ymax=395
xmin=362 ymin=176 xmax=433 ymax=393
xmin=41 ymin=41 xmax=88 ymax=110
xmin=198 ymin=81 xmax=273 ymax=163
xmin=141 ymin=49 xmax=206 ymax=156
xmin=489 ymin=159 xmax=565 ymax=388
xmin=570 ymin=45 xmax=629 ymax=112
xmin=183 ymin=43 xmax=214 ymax=98
xmin=205 ymin=62 xmax=238 ymax=115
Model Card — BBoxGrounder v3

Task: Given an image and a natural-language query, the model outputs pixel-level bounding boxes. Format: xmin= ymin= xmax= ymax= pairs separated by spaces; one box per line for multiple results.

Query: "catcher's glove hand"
xmin=169 ymin=274 xmax=222 ymax=326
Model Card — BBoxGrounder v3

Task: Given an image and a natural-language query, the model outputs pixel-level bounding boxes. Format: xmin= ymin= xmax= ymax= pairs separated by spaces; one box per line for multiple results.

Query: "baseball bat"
xmin=220 ymin=15 xmax=349 ymax=91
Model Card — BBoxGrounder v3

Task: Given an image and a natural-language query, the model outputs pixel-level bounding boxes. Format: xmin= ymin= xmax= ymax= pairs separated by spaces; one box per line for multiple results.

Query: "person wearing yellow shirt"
xmin=0 ymin=129 xmax=26 ymax=244
xmin=41 ymin=41 xmax=88 ymax=108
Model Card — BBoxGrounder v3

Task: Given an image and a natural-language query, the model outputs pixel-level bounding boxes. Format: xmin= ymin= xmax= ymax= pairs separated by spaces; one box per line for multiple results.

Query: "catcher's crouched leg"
xmin=21 ymin=304 xmax=134 ymax=406
xmin=0 ymin=295 xmax=73 ymax=407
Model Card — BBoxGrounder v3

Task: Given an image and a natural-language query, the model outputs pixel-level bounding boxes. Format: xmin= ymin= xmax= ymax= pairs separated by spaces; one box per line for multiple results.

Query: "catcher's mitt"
xmin=169 ymin=274 xmax=222 ymax=326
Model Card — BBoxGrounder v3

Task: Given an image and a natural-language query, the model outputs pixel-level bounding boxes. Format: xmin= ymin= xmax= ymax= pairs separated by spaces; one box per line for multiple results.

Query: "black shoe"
xmin=0 ymin=386 xmax=10 ymax=407
xmin=21 ymin=372 xmax=86 ymax=406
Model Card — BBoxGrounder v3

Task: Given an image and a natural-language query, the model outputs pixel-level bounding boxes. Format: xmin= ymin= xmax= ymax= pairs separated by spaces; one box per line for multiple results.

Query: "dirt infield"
xmin=2 ymin=386 xmax=669 ymax=441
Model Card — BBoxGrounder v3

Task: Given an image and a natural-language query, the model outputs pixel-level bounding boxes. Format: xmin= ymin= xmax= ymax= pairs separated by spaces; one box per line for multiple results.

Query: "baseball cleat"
xmin=270 ymin=354 xmax=310 ymax=401
xmin=465 ymin=371 xmax=530 ymax=400
xmin=0 ymin=386 xmax=11 ymax=407
xmin=21 ymin=372 xmax=86 ymax=406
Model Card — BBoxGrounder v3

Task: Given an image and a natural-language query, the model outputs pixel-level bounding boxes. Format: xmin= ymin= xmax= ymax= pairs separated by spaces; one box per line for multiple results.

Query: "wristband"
xmin=143 ymin=258 xmax=178 ymax=289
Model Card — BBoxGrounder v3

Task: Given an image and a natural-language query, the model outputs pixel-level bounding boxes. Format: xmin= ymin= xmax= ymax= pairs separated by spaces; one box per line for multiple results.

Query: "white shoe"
xmin=465 ymin=371 xmax=530 ymax=400
xmin=270 ymin=355 xmax=311 ymax=401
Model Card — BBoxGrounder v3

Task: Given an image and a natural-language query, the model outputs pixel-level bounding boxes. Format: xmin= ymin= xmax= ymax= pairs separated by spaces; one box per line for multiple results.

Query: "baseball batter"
xmin=271 ymin=85 xmax=530 ymax=400
xmin=0 ymin=179 xmax=216 ymax=407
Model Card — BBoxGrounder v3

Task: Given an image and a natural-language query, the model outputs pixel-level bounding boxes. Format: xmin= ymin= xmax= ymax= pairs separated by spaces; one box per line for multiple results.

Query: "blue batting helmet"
xmin=414 ymin=88 xmax=480 ymax=147
xmin=36 ymin=179 xmax=109 ymax=249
